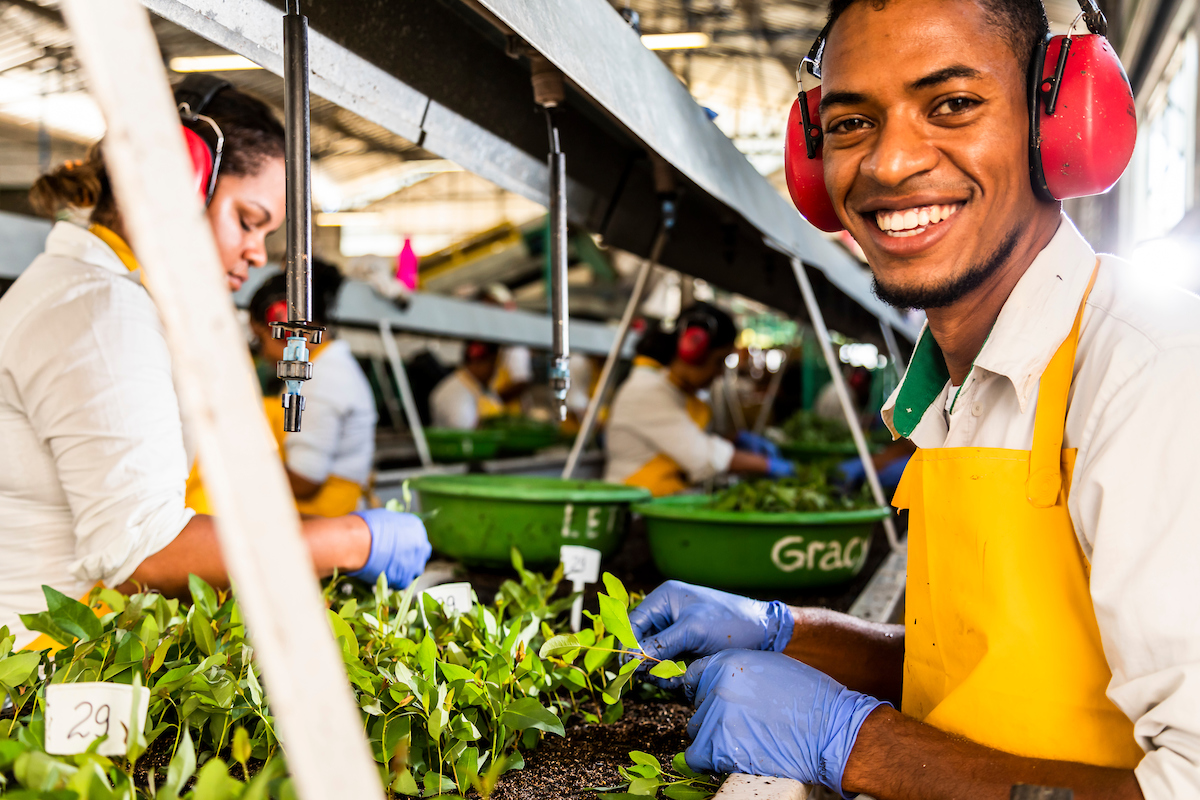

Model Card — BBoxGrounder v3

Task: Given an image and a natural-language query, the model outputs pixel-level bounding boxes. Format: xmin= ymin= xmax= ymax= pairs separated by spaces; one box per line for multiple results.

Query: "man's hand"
xmin=735 ymin=431 xmax=780 ymax=458
xmin=629 ymin=581 xmax=793 ymax=688
xmin=683 ymin=650 xmax=888 ymax=797
xmin=347 ymin=509 xmax=432 ymax=589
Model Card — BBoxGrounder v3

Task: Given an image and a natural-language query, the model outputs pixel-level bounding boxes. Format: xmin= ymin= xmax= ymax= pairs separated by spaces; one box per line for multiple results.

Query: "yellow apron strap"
xmin=88 ymin=224 xmax=141 ymax=273
xmin=1027 ymin=263 xmax=1099 ymax=507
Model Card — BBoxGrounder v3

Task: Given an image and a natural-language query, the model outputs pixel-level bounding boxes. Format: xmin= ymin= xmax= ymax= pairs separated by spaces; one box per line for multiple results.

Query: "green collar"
xmin=892 ymin=330 xmax=950 ymax=437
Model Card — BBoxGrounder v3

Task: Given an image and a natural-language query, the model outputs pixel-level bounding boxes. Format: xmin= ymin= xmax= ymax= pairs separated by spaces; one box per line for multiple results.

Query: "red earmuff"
xmin=677 ymin=326 xmax=712 ymax=366
xmin=182 ymin=126 xmax=216 ymax=202
xmin=1029 ymin=31 xmax=1136 ymax=200
xmin=466 ymin=341 xmax=491 ymax=362
xmin=264 ymin=299 xmax=289 ymax=325
xmin=783 ymin=1 xmax=1136 ymax=227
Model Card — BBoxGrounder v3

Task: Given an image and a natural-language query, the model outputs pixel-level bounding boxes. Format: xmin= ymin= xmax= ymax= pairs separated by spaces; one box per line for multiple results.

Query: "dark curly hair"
xmin=823 ymin=0 xmax=1049 ymax=78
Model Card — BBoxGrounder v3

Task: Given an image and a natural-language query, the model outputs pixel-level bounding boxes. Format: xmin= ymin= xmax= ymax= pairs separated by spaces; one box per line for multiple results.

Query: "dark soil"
xmin=489 ymin=697 xmax=698 ymax=800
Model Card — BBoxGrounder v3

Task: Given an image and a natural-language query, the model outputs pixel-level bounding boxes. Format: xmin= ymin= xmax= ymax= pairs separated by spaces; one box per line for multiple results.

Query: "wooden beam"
xmin=59 ymin=3 xmax=385 ymax=799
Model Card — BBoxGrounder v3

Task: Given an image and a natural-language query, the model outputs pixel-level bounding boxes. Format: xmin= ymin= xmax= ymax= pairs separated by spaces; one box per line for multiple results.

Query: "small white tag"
xmin=422 ymin=582 xmax=473 ymax=617
xmin=46 ymin=682 xmax=150 ymax=757
xmin=560 ymin=545 xmax=602 ymax=585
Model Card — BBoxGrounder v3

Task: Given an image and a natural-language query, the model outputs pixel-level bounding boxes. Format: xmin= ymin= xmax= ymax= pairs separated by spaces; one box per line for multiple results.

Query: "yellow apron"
xmin=186 ymin=344 xmax=366 ymax=518
xmin=892 ymin=266 xmax=1143 ymax=767
xmin=623 ymin=358 xmax=714 ymax=498
xmin=452 ymin=368 xmax=504 ymax=421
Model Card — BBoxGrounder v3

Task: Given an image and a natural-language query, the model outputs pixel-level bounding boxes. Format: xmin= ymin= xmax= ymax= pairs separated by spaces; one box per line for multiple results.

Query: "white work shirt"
xmin=285 ymin=338 xmax=376 ymax=486
xmin=430 ymin=368 xmax=500 ymax=430
xmin=604 ymin=364 xmax=734 ymax=484
xmin=0 ymin=222 xmax=194 ymax=647
xmin=883 ymin=214 xmax=1200 ymax=798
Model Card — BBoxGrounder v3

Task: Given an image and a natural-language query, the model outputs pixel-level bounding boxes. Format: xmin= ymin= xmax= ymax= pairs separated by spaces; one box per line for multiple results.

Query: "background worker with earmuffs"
xmin=629 ymin=0 xmax=1200 ymax=797
xmin=0 ymin=75 xmax=430 ymax=652
xmin=429 ymin=339 xmax=506 ymax=430
xmin=604 ymin=302 xmax=795 ymax=497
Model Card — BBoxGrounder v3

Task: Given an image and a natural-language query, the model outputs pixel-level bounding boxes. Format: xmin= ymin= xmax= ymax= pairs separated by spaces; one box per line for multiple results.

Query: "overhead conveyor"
xmin=139 ymin=0 xmax=919 ymax=346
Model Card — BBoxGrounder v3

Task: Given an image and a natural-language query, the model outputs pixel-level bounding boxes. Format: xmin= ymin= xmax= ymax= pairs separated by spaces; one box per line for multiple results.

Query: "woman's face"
xmin=205 ymin=155 xmax=286 ymax=292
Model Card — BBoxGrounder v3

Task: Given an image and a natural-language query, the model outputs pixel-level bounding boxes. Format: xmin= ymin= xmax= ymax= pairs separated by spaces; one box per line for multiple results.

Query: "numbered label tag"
xmin=422 ymin=582 xmax=473 ymax=617
xmin=560 ymin=545 xmax=602 ymax=585
xmin=46 ymin=682 xmax=150 ymax=757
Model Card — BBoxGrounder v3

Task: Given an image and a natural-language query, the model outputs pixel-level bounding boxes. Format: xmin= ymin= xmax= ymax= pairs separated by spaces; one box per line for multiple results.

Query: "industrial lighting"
xmin=641 ymin=32 xmax=711 ymax=50
xmin=315 ymin=212 xmax=384 ymax=227
xmin=168 ymin=55 xmax=262 ymax=72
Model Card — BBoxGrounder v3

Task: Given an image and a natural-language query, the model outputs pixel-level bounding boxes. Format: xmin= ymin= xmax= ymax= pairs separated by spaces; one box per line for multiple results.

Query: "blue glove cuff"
xmin=346 ymin=510 xmax=429 ymax=587
xmin=761 ymin=601 xmax=795 ymax=652
xmin=820 ymin=696 xmax=892 ymax=799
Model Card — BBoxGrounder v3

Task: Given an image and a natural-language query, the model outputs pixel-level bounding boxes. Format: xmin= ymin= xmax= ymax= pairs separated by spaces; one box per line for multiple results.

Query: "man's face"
xmin=820 ymin=0 xmax=1045 ymax=308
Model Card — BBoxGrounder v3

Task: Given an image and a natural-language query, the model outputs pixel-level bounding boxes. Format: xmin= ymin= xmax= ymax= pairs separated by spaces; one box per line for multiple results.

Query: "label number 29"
xmin=68 ymin=701 xmax=114 ymax=741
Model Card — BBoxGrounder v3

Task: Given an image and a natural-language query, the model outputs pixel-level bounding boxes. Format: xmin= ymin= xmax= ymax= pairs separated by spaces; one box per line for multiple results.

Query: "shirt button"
xmin=971 ymin=402 xmax=984 ymax=417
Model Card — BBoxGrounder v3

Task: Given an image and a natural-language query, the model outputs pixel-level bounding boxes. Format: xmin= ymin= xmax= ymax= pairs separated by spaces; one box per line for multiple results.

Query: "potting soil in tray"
xmin=489 ymin=698 xmax=695 ymax=800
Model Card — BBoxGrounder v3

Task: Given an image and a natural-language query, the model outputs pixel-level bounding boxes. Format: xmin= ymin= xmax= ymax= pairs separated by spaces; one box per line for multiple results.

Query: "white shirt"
xmin=0 ymin=222 xmax=194 ymax=647
xmin=883 ymin=214 xmax=1200 ymax=798
xmin=498 ymin=346 xmax=533 ymax=384
xmin=430 ymin=369 xmax=500 ymax=430
xmin=285 ymin=338 xmax=376 ymax=487
xmin=604 ymin=364 xmax=734 ymax=484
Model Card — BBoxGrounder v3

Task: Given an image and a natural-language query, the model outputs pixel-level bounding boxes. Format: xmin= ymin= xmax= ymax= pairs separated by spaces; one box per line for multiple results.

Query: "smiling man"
xmin=628 ymin=0 xmax=1200 ymax=798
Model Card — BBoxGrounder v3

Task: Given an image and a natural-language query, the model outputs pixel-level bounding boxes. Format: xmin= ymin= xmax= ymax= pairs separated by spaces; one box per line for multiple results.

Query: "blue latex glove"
xmin=347 ymin=509 xmax=431 ymax=589
xmin=683 ymin=650 xmax=889 ymax=798
xmin=836 ymin=457 xmax=866 ymax=486
xmin=628 ymin=581 xmax=793 ymax=689
xmin=766 ymin=456 xmax=796 ymax=478
xmin=735 ymin=431 xmax=779 ymax=459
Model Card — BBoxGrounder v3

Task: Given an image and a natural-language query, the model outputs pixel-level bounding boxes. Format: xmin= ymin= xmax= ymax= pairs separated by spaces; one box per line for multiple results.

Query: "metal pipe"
xmin=546 ymin=111 xmax=570 ymax=421
xmin=752 ymin=350 xmax=787 ymax=434
xmin=880 ymin=320 xmax=908 ymax=380
xmin=561 ymin=222 xmax=667 ymax=479
xmin=379 ymin=321 xmax=432 ymax=468
xmin=792 ymin=258 xmax=903 ymax=553
xmin=284 ymin=1 xmax=311 ymax=324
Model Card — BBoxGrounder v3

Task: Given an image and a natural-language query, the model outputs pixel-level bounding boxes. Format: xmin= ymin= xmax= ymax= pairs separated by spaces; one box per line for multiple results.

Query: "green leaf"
xmin=619 ymin=657 xmax=642 ymax=676
xmin=150 ymin=639 xmax=171 ymax=673
xmin=0 ymin=651 xmax=41 ymax=688
xmin=417 ymin=634 xmax=437 ymax=679
xmin=391 ymin=768 xmax=419 ymax=796
xmin=510 ymin=547 xmax=525 ymax=573
xmin=598 ymin=593 xmax=639 ymax=651
xmin=17 ymin=610 xmax=73 ymax=648
xmin=601 ymin=573 xmax=629 ymax=608
xmin=231 ymin=727 xmax=251 ymax=766
xmin=500 ymin=697 xmax=565 ymax=737
xmin=664 ymin=784 xmax=712 ymax=800
xmin=437 ymin=661 xmax=478 ymax=684
xmin=41 ymin=585 xmax=102 ymax=643
xmin=648 ymin=660 xmax=686 ymax=679
xmin=602 ymin=670 xmax=635 ymax=704
xmin=585 ymin=635 xmax=615 ymax=673
xmin=191 ymin=758 xmax=241 ymax=800
xmin=163 ymin=728 xmax=196 ymax=796
xmin=538 ymin=634 xmax=581 ymax=659
xmin=671 ymin=752 xmax=700 ymax=778
xmin=327 ymin=609 xmax=359 ymax=659
xmin=187 ymin=574 xmax=219 ymax=619
xmin=190 ymin=611 xmax=215 ymax=657
xmin=628 ymin=776 xmax=660 ymax=795
xmin=628 ymin=751 xmax=661 ymax=771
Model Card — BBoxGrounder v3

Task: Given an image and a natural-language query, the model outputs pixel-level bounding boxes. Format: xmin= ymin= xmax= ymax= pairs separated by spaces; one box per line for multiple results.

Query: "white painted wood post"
xmin=60 ymin=3 xmax=385 ymax=799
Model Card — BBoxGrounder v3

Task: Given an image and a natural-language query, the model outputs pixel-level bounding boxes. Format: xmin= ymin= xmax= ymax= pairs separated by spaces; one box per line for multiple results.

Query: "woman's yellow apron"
xmin=186 ymin=343 xmax=365 ymax=518
xmin=892 ymin=267 xmax=1143 ymax=767
xmin=454 ymin=368 xmax=504 ymax=421
xmin=623 ymin=358 xmax=714 ymax=498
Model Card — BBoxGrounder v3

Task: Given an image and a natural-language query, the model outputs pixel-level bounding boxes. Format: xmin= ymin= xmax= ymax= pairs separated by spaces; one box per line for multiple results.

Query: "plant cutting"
xmin=0 ymin=552 xmax=714 ymax=799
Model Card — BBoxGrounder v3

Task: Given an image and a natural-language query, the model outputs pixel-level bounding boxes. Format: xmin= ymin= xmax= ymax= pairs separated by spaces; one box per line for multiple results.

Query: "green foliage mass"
xmin=708 ymin=468 xmax=875 ymax=514
xmin=0 ymin=554 xmax=711 ymax=799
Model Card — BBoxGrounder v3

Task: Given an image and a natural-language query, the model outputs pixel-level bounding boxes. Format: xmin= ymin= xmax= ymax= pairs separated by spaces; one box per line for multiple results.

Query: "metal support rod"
xmin=59 ymin=3 xmax=385 ymax=798
xmin=752 ymin=350 xmax=787 ymax=434
xmin=562 ymin=222 xmax=668 ymax=479
xmin=546 ymin=110 xmax=570 ymax=421
xmin=273 ymin=0 xmax=322 ymax=433
xmin=368 ymin=356 xmax=404 ymax=434
xmin=379 ymin=321 xmax=432 ymax=469
xmin=792 ymin=258 xmax=903 ymax=553
xmin=880 ymin=320 xmax=907 ymax=380
xmin=724 ymin=366 xmax=747 ymax=432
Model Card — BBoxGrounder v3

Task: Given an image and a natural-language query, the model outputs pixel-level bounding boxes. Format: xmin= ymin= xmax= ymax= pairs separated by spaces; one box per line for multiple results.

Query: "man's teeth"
xmin=875 ymin=204 xmax=960 ymax=236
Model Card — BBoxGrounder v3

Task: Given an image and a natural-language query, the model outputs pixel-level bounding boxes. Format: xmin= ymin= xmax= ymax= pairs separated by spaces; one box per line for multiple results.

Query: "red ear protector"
xmin=175 ymin=75 xmax=231 ymax=206
xmin=465 ymin=341 xmax=492 ymax=362
xmin=264 ymin=299 xmax=289 ymax=325
xmin=676 ymin=311 xmax=719 ymax=366
xmin=783 ymin=0 xmax=1136 ymax=233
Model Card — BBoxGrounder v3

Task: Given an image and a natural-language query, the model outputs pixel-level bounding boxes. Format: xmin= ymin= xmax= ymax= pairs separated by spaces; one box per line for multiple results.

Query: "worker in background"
xmin=0 ymin=77 xmax=429 ymax=650
xmin=605 ymin=303 xmax=795 ymax=496
xmin=429 ymin=340 xmax=504 ymax=430
xmin=632 ymin=0 xmax=1199 ymax=797
xmin=186 ymin=262 xmax=377 ymax=517
xmin=817 ymin=365 xmax=914 ymax=491
xmin=480 ymin=284 xmax=533 ymax=410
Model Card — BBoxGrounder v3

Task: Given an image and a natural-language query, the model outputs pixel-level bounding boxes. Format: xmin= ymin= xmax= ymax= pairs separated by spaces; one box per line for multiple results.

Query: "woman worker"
xmin=604 ymin=302 xmax=795 ymax=496
xmin=0 ymin=76 xmax=428 ymax=650
xmin=429 ymin=340 xmax=504 ymax=430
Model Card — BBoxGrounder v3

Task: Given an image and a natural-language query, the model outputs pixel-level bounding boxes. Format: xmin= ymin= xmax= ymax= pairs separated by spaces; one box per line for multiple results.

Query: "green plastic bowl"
xmin=495 ymin=424 xmax=562 ymax=456
xmin=635 ymin=495 xmax=890 ymax=590
xmin=423 ymin=428 xmax=504 ymax=463
xmin=779 ymin=441 xmax=865 ymax=460
xmin=412 ymin=475 xmax=652 ymax=567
